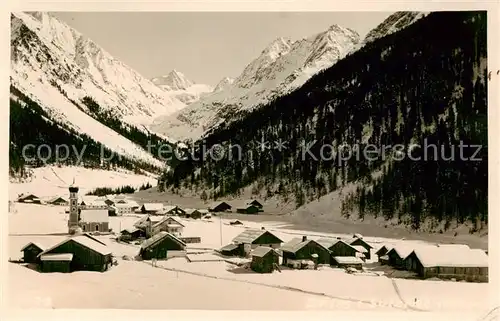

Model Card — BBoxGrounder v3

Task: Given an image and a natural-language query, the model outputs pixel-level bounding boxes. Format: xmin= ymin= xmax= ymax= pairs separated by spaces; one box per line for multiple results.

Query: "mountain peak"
xmin=213 ymin=77 xmax=235 ymax=92
xmin=152 ymin=69 xmax=194 ymax=90
xmin=262 ymin=37 xmax=293 ymax=59
xmin=363 ymin=11 xmax=427 ymax=44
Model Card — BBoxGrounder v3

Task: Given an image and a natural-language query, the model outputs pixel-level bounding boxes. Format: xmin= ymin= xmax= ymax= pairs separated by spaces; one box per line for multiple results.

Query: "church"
xmin=68 ymin=181 xmax=109 ymax=234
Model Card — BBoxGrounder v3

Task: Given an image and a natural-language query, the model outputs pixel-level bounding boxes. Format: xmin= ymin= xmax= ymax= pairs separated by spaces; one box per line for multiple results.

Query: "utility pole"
xmin=219 ymin=212 xmax=223 ymax=246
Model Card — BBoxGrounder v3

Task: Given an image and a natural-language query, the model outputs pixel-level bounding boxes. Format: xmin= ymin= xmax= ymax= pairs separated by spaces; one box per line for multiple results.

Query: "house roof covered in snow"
xmin=80 ymin=209 xmax=109 ymax=223
xmin=47 ymin=196 xmax=68 ymax=203
xmin=183 ymin=208 xmax=199 ymax=215
xmin=232 ymin=229 xmax=282 ymax=244
xmin=333 ymin=256 xmax=364 ymax=264
xmin=411 ymin=247 xmax=488 ymax=268
xmin=140 ymin=232 xmax=186 ymax=250
xmin=388 ymin=245 xmax=415 ymax=259
xmin=220 ymin=244 xmax=239 ymax=252
xmin=20 ymin=242 xmax=45 ymax=252
xmin=208 ymin=201 xmax=231 ymax=210
xmin=281 ymin=238 xmax=329 ymax=254
xmin=251 ymin=246 xmax=278 ymax=258
xmin=40 ymin=253 xmax=74 ymax=261
xmin=38 ymin=235 xmax=111 ymax=258
xmin=142 ymin=203 xmax=164 ymax=211
xmin=153 ymin=216 xmax=185 ymax=228
xmin=316 ymin=238 xmax=337 ymax=249
xmin=351 ymin=245 xmax=368 ymax=253
xmin=245 ymin=199 xmax=263 ymax=207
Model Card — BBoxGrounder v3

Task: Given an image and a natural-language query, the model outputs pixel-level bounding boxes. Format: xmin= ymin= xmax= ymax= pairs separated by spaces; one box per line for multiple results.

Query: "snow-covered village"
xmin=6 ymin=8 xmax=496 ymax=318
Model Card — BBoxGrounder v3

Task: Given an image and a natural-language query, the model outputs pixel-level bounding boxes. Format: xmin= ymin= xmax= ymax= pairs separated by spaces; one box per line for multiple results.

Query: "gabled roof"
xmin=152 ymin=216 xmax=185 ymax=228
xmin=351 ymin=245 xmax=368 ymax=253
xmin=140 ymin=231 xmax=186 ymax=250
xmin=387 ymin=245 xmax=414 ymax=259
xmin=208 ymin=201 xmax=231 ymax=210
xmin=40 ymin=253 xmax=73 ymax=261
xmin=251 ymin=246 xmax=278 ymax=258
xmin=281 ymin=238 xmax=330 ymax=254
xmin=80 ymin=209 xmax=109 ymax=223
xmin=37 ymin=234 xmax=111 ymax=258
xmin=245 ymin=199 xmax=263 ymax=206
xmin=80 ymin=232 xmax=107 ymax=246
xmin=20 ymin=242 xmax=45 ymax=252
xmin=410 ymin=247 xmax=488 ymax=268
xmin=316 ymin=238 xmax=337 ymax=249
xmin=184 ymin=208 xmax=200 ymax=215
xmin=141 ymin=203 xmax=164 ymax=211
xmin=121 ymin=227 xmax=140 ymax=234
xmin=375 ymin=245 xmax=392 ymax=255
xmin=18 ymin=193 xmax=39 ymax=201
xmin=235 ymin=203 xmax=259 ymax=210
xmin=47 ymin=196 xmax=68 ymax=203
xmin=220 ymin=243 xmax=238 ymax=252
xmin=348 ymin=237 xmax=374 ymax=249
xmin=232 ymin=229 xmax=283 ymax=244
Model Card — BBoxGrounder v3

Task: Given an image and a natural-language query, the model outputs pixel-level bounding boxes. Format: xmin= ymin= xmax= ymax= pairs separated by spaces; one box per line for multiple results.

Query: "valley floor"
xmin=6 ymin=203 xmax=493 ymax=314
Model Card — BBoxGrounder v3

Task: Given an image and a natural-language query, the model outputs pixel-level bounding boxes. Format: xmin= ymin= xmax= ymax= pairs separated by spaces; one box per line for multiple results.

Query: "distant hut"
xmin=17 ymin=193 xmax=41 ymax=204
xmin=208 ymin=201 xmax=232 ymax=213
xmin=351 ymin=245 xmax=369 ymax=261
xmin=281 ymin=236 xmax=330 ymax=267
xmin=386 ymin=246 xmax=413 ymax=269
xmin=348 ymin=237 xmax=374 ymax=260
xmin=184 ymin=208 xmax=202 ymax=219
xmin=219 ymin=244 xmax=242 ymax=256
xmin=113 ymin=203 xmax=136 ymax=215
xmin=104 ymin=198 xmax=115 ymax=206
xmin=21 ymin=242 xmax=45 ymax=264
xmin=152 ymin=216 xmax=185 ymax=237
xmin=36 ymin=234 xmax=112 ymax=272
xmin=139 ymin=232 xmax=186 ymax=260
xmin=317 ymin=238 xmax=360 ymax=264
xmin=79 ymin=209 xmax=109 ymax=233
xmin=140 ymin=203 xmax=164 ymax=215
xmin=47 ymin=196 xmax=69 ymax=206
xmin=231 ymin=228 xmax=283 ymax=256
xmin=250 ymin=246 xmax=279 ymax=273
xmin=236 ymin=204 xmax=260 ymax=214
xmin=120 ymin=227 xmax=145 ymax=241
xmin=230 ymin=220 xmax=243 ymax=226
xmin=331 ymin=256 xmax=364 ymax=270
xmin=162 ymin=205 xmax=186 ymax=216
xmin=245 ymin=199 xmax=264 ymax=211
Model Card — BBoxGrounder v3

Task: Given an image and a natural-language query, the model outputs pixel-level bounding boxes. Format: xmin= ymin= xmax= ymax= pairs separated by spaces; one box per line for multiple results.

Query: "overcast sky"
xmin=52 ymin=12 xmax=392 ymax=86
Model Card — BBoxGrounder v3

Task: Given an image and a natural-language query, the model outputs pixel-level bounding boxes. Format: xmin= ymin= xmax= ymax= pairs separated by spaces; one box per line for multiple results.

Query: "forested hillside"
xmin=160 ymin=11 xmax=487 ymax=230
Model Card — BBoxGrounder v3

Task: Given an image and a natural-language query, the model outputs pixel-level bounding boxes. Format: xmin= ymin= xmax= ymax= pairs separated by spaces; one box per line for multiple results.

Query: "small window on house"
xmin=95 ymin=225 xmax=99 ymax=231
xmin=82 ymin=225 xmax=86 ymax=231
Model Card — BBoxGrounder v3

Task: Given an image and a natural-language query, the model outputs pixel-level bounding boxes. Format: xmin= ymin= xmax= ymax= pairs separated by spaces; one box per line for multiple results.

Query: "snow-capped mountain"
xmin=363 ymin=11 xmax=428 ymax=44
xmin=10 ymin=12 xmax=186 ymax=168
xmin=151 ymin=25 xmax=361 ymax=142
xmin=213 ymin=77 xmax=235 ymax=93
xmin=151 ymin=70 xmax=213 ymax=105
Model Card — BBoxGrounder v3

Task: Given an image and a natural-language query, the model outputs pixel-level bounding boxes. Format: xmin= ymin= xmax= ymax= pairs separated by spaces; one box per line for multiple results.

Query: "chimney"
xmin=302 ymin=236 xmax=307 ymax=242
xmin=337 ymin=237 xmax=341 ymax=240
xmin=261 ymin=226 xmax=265 ymax=230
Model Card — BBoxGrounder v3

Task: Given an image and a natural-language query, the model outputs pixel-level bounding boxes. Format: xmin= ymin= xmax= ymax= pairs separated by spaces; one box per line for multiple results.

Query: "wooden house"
xmin=162 ymin=205 xmax=186 ymax=215
xmin=36 ymin=235 xmax=112 ymax=272
xmin=152 ymin=216 xmax=185 ymax=237
xmin=404 ymin=247 xmax=488 ymax=282
xmin=250 ymin=246 xmax=279 ymax=273
xmin=351 ymin=245 xmax=368 ymax=260
xmin=232 ymin=228 xmax=283 ymax=256
xmin=133 ymin=215 xmax=162 ymax=236
xmin=375 ymin=245 xmax=392 ymax=258
xmin=140 ymin=203 xmax=164 ymax=215
xmin=17 ymin=193 xmax=41 ymax=204
xmin=348 ymin=237 xmax=374 ymax=260
xmin=219 ymin=243 xmax=243 ymax=256
xmin=245 ymin=199 xmax=264 ymax=211
xmin=21 ymin=242 xmax=45 ymax=263
xmin=139 ymin=232 xmax=186 ymax=260
xmin=317 ymin=238 xmax=360 ymax=264
xmin=386 ymin=246 xmax=413 ymax=269
xmin=40 ymin=253 xmax=73 ymax=273
xmin=112 ymin=203 xmax=135 ymax=215
xmin=230 ymin=220 xmax=243 ymax=226
xmin=184 ymin=208 xmax=202 ymax=219
xmin=331 ymin=256 xmax=364 ymax=270
xmin=281 ymin=236 xmax=331 ymax=267
xmin=79 ymin=209 xmax=109 ymax=233
xmin=236 ymin=204 xmax=260 ymax=214
xmin=79 ymin=196 xmax=108 ymax=210
xmin=208 ymin=201 xmax=232 ymax=213
xmin=120 ymin=227 xmax=145 ymax=241
xmin=47 ymin=196 xmax=69 ymax=206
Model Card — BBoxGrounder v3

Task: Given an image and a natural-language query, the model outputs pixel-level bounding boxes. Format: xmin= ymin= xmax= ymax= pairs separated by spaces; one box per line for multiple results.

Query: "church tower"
xmin=68 ymin=179 xmax=80 ymax=234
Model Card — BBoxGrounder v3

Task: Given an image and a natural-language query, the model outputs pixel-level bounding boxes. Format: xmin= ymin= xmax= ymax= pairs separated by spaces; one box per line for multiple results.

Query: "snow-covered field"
xmin=9 ymin=165 xmax=157 ymax=200
xmin=7 ymin=203 xmax=492 ymax=314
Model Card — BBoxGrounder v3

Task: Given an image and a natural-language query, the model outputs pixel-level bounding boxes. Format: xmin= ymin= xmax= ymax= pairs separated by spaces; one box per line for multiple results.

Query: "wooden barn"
xmin=36 ymin=234 xmax=112 ymax=272
xmin=133 ymin=215 xmax=162 ymax=237
xmin=140 ymin=203 xmax=164 ymax=215
xmin=162 ymin=205 xmax=186 ymax=215
xmin=232 ymin=228 xmax=283 ymax=256
xmin=139 ymin=232 xmax=186 ymax=260
xmin=317 ymin=238 xmax=361 ymax=264
xmin=208 ymin=201 xmax=232 ymax=213
xmin=348 ymin=237 xmax=374 ymax=260
xmin=404 ymin=247 xmax=488 ymax=282
xmin=236 ymin=204 xmax=260 ymax=214
xmin=250 ymin=246 xmax=279 ymax=273
xmin=331 ymin=256 xmax=364 ymax=270
xmin=47 ymin=196 xmax=69 ymax=206
xmin=219 ymin=243 xmax=243 ymax=256
xmin=386 ymin=246 xmax=413 ymax=269
xmin=245 ymin=199 xmax=264 ymax=211
xmin=230 ymin=220 xmax=243 ymax=226
xmin=17 ymin=193 xmax=41 ymax=204
xmin=21 ymin=242 xmax=45 ymax=264
xmin=79 ymin=209 xmax=109 ymax=233
xmin=120 ymin=227 xmax=145 ymax=241
xmin=184 ymin=208 xmax=202 ymax=219
xmin=281 ymin=236 xmax=330 ymax=267
xmin=40 ymin=254 xmax=73 ymax=273
xmin=375 ymin=245 xmax=392 ymax=258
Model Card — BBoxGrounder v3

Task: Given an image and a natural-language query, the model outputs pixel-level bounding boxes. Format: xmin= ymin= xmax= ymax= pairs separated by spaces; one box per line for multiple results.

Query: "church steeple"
xmin=68 ymin=178 xmax=80 ymax=233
